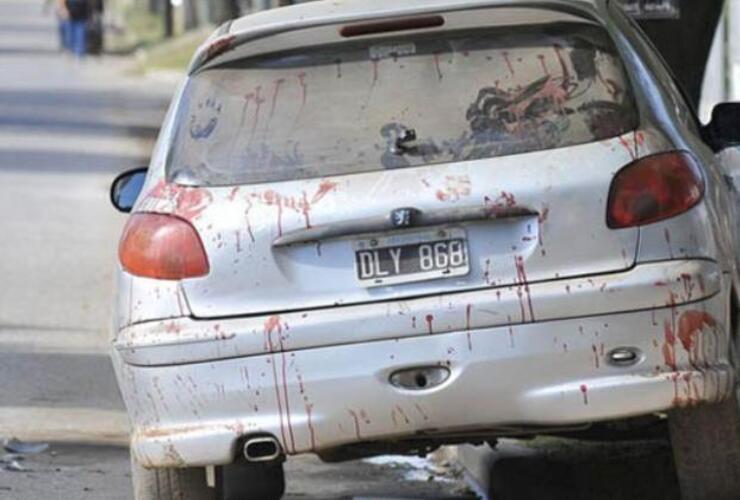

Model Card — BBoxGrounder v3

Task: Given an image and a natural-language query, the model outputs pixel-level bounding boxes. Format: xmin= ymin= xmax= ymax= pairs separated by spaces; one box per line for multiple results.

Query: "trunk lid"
xmin=141 ymin=135 xmax=654 ymax=319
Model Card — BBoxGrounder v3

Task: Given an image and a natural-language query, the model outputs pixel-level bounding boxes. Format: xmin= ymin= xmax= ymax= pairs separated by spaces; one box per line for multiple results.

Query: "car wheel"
xmin=218 ymin=461 xmax=286 ymax=500
xmin=668 ymin=311 xmax=740 ymax=500
xmin=131 ymin=455 xmax=216 ymax=500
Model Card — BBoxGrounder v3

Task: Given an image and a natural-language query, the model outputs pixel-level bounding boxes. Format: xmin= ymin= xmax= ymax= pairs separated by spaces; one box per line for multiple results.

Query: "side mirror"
xmin=111 ymin=167 xmax=148 ymax=213
xmin=704 ymin=102 xmax=740 ymax=152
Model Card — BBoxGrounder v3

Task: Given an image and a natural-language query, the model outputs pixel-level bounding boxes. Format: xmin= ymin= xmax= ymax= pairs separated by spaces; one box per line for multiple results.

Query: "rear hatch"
xmin=159 ymin=11 xmax=644 ymax=319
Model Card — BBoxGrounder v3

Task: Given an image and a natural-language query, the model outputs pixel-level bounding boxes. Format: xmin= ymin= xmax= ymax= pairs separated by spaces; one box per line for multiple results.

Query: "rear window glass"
xmin=168 ymin=22 xmax=638 ymax=186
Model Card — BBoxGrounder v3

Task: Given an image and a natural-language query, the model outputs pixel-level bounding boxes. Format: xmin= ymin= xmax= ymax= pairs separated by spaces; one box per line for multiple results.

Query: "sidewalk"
xmin=0 ymin=0 xmax=178 ymax=446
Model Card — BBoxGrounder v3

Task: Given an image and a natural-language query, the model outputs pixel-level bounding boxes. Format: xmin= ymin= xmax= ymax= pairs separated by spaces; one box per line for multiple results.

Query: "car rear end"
xmin=112 ymin=0 xmax=735 ymax=474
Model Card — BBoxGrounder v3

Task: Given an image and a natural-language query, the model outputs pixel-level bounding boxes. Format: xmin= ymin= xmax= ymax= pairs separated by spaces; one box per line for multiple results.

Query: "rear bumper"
xmin=114 ymin=260 xmax=736 ymax=468
xmin=117 ymin=259 xmax=721 ymax=366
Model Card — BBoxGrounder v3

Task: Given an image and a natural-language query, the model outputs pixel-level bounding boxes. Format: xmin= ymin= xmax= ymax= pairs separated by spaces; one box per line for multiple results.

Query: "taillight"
xmin=607 ymin=151 xmax=704 ymax=229
xmin=119 ymin=213 xmax=209 ymax=280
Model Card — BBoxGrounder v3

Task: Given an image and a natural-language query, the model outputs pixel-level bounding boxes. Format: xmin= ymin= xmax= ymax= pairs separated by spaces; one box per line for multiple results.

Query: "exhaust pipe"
xmin=243 ymin=436 xmax=282 ymax=463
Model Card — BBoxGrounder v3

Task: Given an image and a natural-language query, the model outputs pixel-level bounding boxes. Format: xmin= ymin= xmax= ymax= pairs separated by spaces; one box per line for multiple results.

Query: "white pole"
xmin=728 ymin=0 xmax=740 ymax=100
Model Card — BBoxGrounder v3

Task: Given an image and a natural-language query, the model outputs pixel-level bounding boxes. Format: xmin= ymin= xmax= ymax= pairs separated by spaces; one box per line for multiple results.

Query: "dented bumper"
xmin=114 ymin=259 xmax=735 ymax=468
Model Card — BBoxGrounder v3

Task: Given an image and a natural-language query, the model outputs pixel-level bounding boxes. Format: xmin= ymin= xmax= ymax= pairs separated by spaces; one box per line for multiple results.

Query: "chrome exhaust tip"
xmin=243 ymin=436 xmax=282 ymax=463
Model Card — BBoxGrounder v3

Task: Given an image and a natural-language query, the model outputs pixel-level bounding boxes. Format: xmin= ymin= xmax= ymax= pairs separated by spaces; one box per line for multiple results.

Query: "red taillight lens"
xmin=119 ymin=213 xmax=209 ymax=280
xmin=607 ymin=151 xmax=704 ymax=229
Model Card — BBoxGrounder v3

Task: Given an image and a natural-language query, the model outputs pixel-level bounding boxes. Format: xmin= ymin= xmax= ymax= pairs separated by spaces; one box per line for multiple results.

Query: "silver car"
xmin=109 ymin=1 xmax=740 ymax=498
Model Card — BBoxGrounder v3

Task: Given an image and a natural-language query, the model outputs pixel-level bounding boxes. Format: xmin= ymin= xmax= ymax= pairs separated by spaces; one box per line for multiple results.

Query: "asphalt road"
xmin=0 ymin=1 xmax=473 ymax=498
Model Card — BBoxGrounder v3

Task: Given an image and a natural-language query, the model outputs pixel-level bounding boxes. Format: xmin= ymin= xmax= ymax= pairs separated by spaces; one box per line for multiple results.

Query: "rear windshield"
xmin=168 ymin=22 xmax=638 ymax=186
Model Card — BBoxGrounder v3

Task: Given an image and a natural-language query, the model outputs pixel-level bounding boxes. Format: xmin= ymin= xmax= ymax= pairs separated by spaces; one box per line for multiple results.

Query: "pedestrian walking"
xmin=58 ymin=0 xmax=90 ymax=58
xmin=43 ymin=0 xmax=67 ymax=51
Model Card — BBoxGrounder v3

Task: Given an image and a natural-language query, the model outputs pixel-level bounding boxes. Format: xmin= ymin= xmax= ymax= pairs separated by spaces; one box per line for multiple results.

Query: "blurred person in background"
xmin=43 ymin=0 xmax=68 ymax=51
xmin=58 ymin=0 xmax=90 ymax=58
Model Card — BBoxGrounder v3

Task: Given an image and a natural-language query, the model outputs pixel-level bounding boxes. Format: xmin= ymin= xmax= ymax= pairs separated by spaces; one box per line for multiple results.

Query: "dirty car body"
xmin=112 ymin=0 xmax=740 ymax=479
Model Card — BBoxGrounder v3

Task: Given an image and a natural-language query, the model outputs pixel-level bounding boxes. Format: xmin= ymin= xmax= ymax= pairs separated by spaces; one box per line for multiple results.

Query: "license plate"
xmin=354 ymin=228 xmax=469 ymax=287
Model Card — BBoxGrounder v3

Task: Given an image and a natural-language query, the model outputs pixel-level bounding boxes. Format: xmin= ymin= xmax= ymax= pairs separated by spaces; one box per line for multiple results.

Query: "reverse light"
xmin=607 ymin=151 xmax=704 ymax=229
xmin=119 ymin=213 xmax=209 ymax=280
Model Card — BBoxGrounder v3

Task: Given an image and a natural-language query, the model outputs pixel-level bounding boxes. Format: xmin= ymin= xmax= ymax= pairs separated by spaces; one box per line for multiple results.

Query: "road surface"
xmin=0 ymin=1 xmax=473 ymax=498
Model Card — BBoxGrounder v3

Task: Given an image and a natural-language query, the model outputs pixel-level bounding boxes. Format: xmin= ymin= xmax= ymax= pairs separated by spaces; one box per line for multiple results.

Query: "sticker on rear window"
xmin=369 ymin=43 xmax=417 ymax=61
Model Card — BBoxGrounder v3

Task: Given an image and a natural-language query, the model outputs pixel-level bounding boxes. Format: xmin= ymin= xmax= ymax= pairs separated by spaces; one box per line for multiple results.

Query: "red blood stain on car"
xmin=502 ymin=51 xmax=515 ymax=76
xmin=677 ymin=311 xmax=716 ymax=367
xmin=663 ymin=318 xmax=678 ymax=371
xmin=465 ymin=304 xmax=473 ymax=351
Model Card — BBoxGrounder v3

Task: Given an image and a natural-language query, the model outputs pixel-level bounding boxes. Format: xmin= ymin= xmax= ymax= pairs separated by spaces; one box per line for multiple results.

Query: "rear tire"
xmin=218 ymin=461 xmax=286 ymax=500
xmin=131 ymin=455 xmax=216 ymax=500
xmin=669 ymin=303 xmax=740 ymax=500
xmin=669 ymin=396 xmax=740 ymax=500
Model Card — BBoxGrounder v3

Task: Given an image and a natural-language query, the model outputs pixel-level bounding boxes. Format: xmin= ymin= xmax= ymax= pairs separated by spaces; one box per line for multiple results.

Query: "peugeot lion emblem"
xmin=391 ymin=208 xmax=416 ymax=228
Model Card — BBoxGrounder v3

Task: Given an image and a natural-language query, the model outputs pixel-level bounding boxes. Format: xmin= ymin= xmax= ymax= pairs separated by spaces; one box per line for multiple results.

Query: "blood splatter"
xmin=371 ymin=59 xmax=380 ymax=87
xmin=514 ymin=256 xmax=535 ymax=322
xmin=663 ymin=318 xmax=677 ymax=371
xmin=249 ymin=85 xmax=265 ymax=139
xmin=664 ymin=229 xmax=674 ymax=259
xmin=435 ymin=175 xmax=472 ymax=202
xmin=311 ymin=180 xmax=339 ymax=204
xmin=502 ymin=51 xmax=515 ymax=76
xmin=174 ymin=188 xmax=213 ymax=221
xmin=677 ymin=311 xmax=717 ymax=368
xmin=537 ymin=54 xmax=549 ymax=76
xmin=617 ymin=135 xmax=636 ymax=161
xmin=433 ymin=51 xmax=444 ymax=80
xmin=680 ymin=273 xmax=695 ymax=301
xmin=268 ymin=78 xmax=286 ymax=122
xmin=538 ymin=206 xmax=550 ymax=256
xmin=580 ymin=384 xmax=589 ymax=405
xmin=347 ymin=409 xmax=362 ymax=439
xmin=306 ymin=404 xmax=317 ymax=450
xmin=264 ymin=317 xmax=289 ymax=451
xmin=592 ymin=344 xmax=600 ymax=369
xmin=425 ymin=314 xmax=434 ymax=334
xmin=297 ymin=72 xmax=308 ymax=112
xmin=465 ymin=304 xmax=473 ymax=351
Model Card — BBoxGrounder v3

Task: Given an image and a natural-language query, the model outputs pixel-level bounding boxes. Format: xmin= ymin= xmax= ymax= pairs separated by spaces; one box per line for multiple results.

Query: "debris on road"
xmin=1 ymin=453 xmax=27 ymax=472
xmin=3 ymin=438 xmax=49 ymax=455
xmin=1 ymin=438 xmax=50 ymax=472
